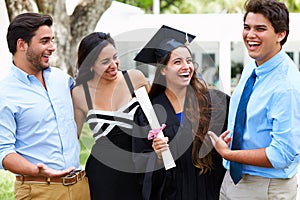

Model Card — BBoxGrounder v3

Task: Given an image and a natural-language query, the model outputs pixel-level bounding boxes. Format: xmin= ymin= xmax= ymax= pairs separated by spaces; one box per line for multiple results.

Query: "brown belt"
xmin=16 ymin=170 xmax=86 ymax=186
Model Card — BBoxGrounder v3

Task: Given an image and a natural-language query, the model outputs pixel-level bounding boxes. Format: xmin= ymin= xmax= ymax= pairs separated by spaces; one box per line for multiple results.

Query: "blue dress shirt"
xmin=0 ymin=65 xmax=81 ymax=171
xmin=224 ymin=49 xmax=300 ymax=178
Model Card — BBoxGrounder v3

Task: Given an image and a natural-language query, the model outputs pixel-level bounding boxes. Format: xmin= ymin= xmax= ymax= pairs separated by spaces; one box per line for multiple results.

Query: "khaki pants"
xmin=220 ymin=171 xmax=297 ymax=200
xmin=15 ymin=177 xmax=90 ymax=200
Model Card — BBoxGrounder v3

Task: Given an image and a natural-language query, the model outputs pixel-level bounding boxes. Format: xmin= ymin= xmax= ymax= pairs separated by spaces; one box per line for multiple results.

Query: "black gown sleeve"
xmin=132 ymin=107 xmax=153 ymax=169
xmin=132 ymin=103 xmax=170 ymax=200
xmin=132 ymin=106 xmax=158 ymax=200
xmin=204 ymin=89 xmax=230 ymax=199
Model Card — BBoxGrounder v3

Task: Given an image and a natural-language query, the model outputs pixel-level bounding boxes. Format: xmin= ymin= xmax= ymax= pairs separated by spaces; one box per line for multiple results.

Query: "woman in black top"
xmin=73 ymin=32 xmax=149 ymax=200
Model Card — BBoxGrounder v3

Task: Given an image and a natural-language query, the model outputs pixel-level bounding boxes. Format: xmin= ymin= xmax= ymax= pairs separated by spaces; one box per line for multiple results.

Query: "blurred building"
xmin=1 ymin=1 xmax=300 ymax=94
xmin=96 ymin=2 xmax=300 ymax=94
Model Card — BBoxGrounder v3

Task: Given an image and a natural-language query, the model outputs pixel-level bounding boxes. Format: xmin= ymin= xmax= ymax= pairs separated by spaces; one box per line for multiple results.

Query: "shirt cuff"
xmin=265 ymin=146 xmax=297 ymax=169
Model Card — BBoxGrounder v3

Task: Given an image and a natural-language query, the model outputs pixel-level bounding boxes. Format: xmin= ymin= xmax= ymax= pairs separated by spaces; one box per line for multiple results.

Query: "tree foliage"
xmin=5 ymin=0 xmax=112 ymax=75
xmin=117 ymin=0 xmax=300 ymax=13
xmin=283 ymin=0 xmax=300 ymax=12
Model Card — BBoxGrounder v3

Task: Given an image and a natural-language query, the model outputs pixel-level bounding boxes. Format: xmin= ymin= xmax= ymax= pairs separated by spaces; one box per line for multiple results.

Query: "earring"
xmin=160 ymin=70 xmax=166 ymax=76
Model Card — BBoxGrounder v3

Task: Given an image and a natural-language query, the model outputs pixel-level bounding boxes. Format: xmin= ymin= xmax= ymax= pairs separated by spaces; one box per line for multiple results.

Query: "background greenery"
xmin=0 ymin=170 xmax=14 ymax=200
xmin=117 ymin=0 xmax=300 ymax=13
xmin=78 ymin=124 xmax=95 ymax=167
xmin=0 ymin=124 xmax=94 ymax=199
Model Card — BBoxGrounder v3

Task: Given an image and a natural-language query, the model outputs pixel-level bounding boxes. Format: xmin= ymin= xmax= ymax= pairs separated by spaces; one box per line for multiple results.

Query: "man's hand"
xmin=208 ymin=130 xmax=273 ymax=167
xmin=208 ymin=130 xmax=231 ymax=157
xmin=36 ymin=163 xmax=75 ymax=178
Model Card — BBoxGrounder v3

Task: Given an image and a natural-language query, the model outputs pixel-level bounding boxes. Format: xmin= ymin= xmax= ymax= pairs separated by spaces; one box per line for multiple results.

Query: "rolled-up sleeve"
xmin=266 ymin=89 xmax=300 ymax=169
xmin=0 ymin=102 xmax=17 ymax=169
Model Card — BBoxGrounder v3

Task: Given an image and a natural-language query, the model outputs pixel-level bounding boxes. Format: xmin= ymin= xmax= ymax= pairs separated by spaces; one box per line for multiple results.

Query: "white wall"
xmin=0 ymin=1 xmax=11 ymax=80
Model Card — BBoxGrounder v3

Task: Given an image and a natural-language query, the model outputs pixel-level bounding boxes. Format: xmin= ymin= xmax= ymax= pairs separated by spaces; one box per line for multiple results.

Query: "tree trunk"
xmin=5 ymin=0 xmax=112 ymax=76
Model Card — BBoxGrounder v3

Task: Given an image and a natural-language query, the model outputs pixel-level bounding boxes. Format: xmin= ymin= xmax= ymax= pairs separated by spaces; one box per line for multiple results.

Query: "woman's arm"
xmin=128 ymin=69 xmax=150 ymax=92
xmin=72 ymin=86 xmax=87 ymax=138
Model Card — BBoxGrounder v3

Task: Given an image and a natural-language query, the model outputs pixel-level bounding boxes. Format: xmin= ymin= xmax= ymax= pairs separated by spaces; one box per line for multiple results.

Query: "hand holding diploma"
xmin=135 ymin=86 xmax=176 ymax=170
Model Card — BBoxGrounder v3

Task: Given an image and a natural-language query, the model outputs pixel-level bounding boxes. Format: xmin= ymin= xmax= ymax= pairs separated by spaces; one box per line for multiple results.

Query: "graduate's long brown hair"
xmin=149 ymin=46 xmax=213 ymax=174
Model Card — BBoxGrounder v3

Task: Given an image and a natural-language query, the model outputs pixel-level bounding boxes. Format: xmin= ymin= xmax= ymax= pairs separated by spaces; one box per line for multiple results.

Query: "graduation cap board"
xmin=134 ymin=25 xmax=196 ymax=66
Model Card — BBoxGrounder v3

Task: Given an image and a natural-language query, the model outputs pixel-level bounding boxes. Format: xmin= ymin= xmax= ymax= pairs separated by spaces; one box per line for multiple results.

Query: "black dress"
xmin=132 ymin=89 xmax=230 ymax=200
xmin=83 ymin=71 xmax=142 ymax=200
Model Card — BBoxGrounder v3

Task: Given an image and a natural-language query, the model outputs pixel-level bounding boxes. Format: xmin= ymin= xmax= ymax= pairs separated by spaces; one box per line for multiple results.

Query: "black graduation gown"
xmin=132 ymin=89 xmax=230 ymax=200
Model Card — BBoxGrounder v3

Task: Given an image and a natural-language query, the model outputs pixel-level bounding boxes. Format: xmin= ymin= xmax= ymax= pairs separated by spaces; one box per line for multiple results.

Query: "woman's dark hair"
xmin=75 ymin=32 xmax=115 ymax=86
xmin=243 ymin=0 xmax=289 ymax=46
xmin=7 ymin=12 xmax=53 ymax=55
xmin=149 ymin=46 xmax=212 ymax=174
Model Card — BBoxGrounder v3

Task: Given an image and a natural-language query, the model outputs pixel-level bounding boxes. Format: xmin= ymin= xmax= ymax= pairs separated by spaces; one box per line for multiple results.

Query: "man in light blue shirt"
xmin=0 ymin=13 xmax=90 ymax=199
xmin=209 ymin=0 xmax=300 ymax=199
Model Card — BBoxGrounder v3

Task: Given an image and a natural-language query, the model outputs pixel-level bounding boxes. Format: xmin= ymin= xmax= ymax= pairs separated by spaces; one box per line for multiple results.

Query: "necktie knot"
xmin=250 ymin=69 xmax=257 ymax=79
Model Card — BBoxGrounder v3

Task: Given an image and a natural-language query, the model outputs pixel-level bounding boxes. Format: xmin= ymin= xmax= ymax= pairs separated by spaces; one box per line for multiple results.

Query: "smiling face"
xmin=161 ymin=46 xmax=194 ymax=90
xmin=243 ymin=12 xmax=286 ymax=66
xmin=19 ymin=25 xmax=55 ymax=74
xmin=92 ymin=43 xmax=119 ymax=82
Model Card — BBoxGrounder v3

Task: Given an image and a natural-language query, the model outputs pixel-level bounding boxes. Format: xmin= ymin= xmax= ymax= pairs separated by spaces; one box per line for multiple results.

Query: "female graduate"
xmin=132 ymin=25 xmax=229 ymax=200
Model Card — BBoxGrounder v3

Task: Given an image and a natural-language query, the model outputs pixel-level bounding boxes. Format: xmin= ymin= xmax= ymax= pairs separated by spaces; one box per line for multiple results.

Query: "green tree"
xmin=117 ymin=0 xmax=300 ymax=13
xmin=284 ymin=0 xmax=300 ymax=12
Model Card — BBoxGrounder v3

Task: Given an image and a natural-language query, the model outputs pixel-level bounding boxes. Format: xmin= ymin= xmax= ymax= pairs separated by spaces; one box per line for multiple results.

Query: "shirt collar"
xmin=11 ymin=63 xmax=52 ymax=85
xmin=11 ymin=64 xmax=31 ymax=85
xmin=255 ymin=49 xmax=285 ymax=78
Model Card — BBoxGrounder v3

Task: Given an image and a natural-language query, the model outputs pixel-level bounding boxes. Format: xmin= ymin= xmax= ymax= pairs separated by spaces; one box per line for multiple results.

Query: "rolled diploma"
xmin=135 ymin=86 xmax=176 ymax=170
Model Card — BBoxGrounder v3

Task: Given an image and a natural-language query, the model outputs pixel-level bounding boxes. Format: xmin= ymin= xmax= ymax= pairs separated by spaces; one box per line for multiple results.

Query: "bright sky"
xmin=65 ymin=0 xmax=80 ymax=15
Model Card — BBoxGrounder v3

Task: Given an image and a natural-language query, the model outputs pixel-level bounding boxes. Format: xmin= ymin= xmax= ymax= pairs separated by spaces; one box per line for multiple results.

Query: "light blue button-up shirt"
xmin=0 ymin=65 xmax=80 ymax=171
xmin=224 ymin=49 xmax=300 ymax=178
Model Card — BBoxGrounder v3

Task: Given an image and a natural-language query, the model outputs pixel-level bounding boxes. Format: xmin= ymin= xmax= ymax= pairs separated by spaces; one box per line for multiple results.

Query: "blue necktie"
xmin=230 ymin=69 xmax=256 ymax=184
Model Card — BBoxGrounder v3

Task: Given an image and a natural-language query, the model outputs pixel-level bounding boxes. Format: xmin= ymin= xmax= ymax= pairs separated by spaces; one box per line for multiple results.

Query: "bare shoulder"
xmin=127 ymin=69 xmax=146 ymax=79
xmin=126 ymin=69 xmax=149 ymax=89
xmin=72 ymin=84 xmax=84 ymax=98
xmin=72 ymin=84 xmax=86 ymax=109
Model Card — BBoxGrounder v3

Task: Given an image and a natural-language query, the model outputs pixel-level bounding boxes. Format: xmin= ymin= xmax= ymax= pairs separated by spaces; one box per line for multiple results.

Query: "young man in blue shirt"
xmin=209 ymin=0 xmax=300 ymax=199
xmin=0 ymin=13 xmax=90 ymax=199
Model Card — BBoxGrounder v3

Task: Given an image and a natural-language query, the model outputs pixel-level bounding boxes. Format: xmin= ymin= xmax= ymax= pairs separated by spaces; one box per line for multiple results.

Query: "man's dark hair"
xmin=7 ymin=12 xmax=53 ymax=55
xmin=244 ymin=0 xmax=289 ymax=46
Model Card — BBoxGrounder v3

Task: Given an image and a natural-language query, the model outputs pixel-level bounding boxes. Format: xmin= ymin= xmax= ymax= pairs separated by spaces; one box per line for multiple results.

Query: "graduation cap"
xmin=134 ymin=25 xmax=196 ymax=66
